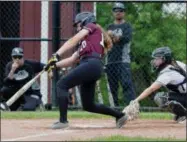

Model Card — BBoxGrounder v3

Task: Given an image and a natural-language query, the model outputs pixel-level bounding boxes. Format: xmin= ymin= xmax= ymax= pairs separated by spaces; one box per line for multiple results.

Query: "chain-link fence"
xmin=97 ymin=2 xmax=186 ymax=108
xmin=0 ymin=1 xmax=20 ymax=88
xmin=0 ymin=2 xmax=186 ymax=111
xmin=0 ymin=1 xmax=94 ymax=109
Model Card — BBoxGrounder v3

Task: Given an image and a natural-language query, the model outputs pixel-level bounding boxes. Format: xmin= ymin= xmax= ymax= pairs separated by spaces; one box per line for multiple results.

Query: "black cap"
xmin=112 ymin=2 xmax=126 ymax=11
xmin=11 ymin=47 xmax=24 ymax=56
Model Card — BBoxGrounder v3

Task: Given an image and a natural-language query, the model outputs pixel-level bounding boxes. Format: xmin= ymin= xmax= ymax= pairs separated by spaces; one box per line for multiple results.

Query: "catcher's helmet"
xmin=152 ymin=46 xmax=172 ymax=62
xmin=151 ymin=46 xmax=172 ymax=71
xmin=73 ymin=12 xmax=96 ymax=27
xmin=112 ymin=2 xmax=126 ymax=11
xmin=11 ymin=47 xmax=24 ymax=56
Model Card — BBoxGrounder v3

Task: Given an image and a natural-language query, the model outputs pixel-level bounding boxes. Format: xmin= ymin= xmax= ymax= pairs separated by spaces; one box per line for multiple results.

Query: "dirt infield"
xmin=1 ymin=118 xmax=186 ymax=141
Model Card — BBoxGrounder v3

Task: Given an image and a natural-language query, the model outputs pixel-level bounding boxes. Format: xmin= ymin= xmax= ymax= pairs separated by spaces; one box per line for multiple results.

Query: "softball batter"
xmin=45 ymin=12 xmax=128 ymax=129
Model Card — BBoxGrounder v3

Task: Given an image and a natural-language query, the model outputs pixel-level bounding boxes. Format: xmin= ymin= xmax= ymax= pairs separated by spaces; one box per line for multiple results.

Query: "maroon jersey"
xmin=78 ymin=23 xmax=104 ymax=57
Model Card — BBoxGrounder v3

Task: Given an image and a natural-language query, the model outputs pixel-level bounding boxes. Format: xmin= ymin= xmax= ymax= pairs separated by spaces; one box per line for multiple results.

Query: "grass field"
xmin=89 ymin=135 xmax=186 ymax=141
xmin=1 ymin=110 xmax=173 ymax=120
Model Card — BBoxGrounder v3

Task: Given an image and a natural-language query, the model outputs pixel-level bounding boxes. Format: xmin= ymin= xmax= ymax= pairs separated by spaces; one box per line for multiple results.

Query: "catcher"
xmin=123 ymin=47 xmax=186 ymax=123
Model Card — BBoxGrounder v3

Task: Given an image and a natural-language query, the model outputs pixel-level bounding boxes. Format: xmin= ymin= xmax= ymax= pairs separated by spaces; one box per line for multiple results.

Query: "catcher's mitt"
xmin=122 ymin=100 xmax=140 ymax=121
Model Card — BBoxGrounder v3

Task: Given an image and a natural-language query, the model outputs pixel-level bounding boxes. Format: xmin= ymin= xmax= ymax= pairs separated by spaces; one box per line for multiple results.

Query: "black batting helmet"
xmin=73 ymin=12 xmax=96 ymax=27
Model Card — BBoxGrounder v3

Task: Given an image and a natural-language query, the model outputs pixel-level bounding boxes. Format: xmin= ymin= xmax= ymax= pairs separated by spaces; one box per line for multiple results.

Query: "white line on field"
xmin=73 ymin=124 xmax=112 ymax=128
xmin=2 ymin=129 xmax=74 ymax=141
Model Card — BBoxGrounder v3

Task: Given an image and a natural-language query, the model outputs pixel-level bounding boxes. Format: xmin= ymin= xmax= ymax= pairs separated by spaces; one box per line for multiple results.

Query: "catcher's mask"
xmin=73 ymin=12 xmax=96 ymax=28
xmin=150 ymin=46 xmax=172 ymax=72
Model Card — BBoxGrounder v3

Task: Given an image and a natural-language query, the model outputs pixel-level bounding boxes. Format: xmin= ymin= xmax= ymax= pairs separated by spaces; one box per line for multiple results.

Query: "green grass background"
xmin=1 ymin=111 xmax=173 ymax=120
xmin=89 ymin=135 xmax=186 ymax=141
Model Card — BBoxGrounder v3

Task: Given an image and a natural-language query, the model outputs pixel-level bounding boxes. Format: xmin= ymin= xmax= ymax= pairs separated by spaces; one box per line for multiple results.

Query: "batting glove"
xmin=44 ymin=53 xmax=60 ymax=72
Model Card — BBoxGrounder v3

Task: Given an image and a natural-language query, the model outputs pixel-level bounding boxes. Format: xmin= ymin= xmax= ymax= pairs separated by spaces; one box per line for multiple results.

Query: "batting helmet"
xmin=11 ymin=47 xmax=24 ymax=56
xmin=112 ymin=2 xmax=126 ymax=11
xmin=73 ymin=12 xmax=96 ymax=27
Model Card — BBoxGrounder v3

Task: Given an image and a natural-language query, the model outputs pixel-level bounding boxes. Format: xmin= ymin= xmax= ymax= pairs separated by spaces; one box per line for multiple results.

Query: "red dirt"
xmin=1 ymin=118 xmax=186 ymax=141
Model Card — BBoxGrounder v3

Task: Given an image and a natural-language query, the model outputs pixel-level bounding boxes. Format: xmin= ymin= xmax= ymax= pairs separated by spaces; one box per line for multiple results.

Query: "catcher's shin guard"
xmin=154 ymin=92 xmax=169 ymax=108
xmin=167 ymin=100 xmax=187 ymax=117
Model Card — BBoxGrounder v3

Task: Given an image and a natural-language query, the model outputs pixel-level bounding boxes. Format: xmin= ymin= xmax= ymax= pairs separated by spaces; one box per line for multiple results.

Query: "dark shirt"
xmin=3 ymin=59 xmax=45 ymax=96
xmin=25 ymin=59 xmax=45 ymax=74
xmin=107 ymin=22 xmax=132 ymax=64
xmin=4 ymin=61 xmax=34 ymax=91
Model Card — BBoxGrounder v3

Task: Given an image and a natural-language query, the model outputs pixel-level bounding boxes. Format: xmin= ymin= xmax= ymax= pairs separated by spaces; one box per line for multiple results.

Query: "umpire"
xmin=0 ymin=47 xmax=45 ymax=111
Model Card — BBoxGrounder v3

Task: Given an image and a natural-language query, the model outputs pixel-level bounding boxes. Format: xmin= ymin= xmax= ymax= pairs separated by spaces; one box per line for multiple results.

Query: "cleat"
xmin=177 ymin=116 xmax=186 ymax=124
xmin=51 ymin=121 xmax=69 ymax=129
xmin=116 ymin=114 xmax=128 ymax=128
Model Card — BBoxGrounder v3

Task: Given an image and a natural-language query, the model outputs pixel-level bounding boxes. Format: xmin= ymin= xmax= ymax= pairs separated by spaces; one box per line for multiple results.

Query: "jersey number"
xmin=80 ymin=40 xmax=87 ymax=52
xmin=100 ymin=33 xmax=104 ymax=48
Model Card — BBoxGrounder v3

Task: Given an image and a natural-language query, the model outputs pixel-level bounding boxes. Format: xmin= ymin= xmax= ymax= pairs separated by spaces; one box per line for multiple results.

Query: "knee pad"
xmin=154 ymin=92 xmax=169 ymax=108
xmin=167 ymin=100 xmax=187 ymax=117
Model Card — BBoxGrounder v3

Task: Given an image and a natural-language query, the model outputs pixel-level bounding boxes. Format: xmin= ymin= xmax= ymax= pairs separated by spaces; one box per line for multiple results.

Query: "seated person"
xmin=0 ymin=47 xmax=45 ymax=111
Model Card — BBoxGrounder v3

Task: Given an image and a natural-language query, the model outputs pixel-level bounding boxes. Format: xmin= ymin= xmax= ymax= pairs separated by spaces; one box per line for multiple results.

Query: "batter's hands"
xmin=44 ymin=53 xmax=60 ymax=72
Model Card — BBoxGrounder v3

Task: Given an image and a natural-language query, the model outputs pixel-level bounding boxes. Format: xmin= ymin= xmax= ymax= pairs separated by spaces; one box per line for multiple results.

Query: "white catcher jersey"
xmin=155 ymin=61 xmax=186 ymax=93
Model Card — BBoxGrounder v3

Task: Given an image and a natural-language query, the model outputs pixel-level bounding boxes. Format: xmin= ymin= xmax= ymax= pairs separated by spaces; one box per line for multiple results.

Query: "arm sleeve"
xmin=155 ymin=74 xmax=172 ymax=86
xmin=25 ymin=59 xmax=46 ymax=73
xmin=119 ymin=23 xmax=132 ymax=43
xmin=5 ymin=62 xmax=11 ymax=77
xmin=3 ymin=62 xmax=16 ymax=84
xmin=83 ymin=23 xmax=97 ymax=34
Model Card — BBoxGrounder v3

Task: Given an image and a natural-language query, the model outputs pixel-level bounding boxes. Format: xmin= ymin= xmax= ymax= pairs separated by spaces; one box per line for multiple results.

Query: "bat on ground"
xmin=0 ymin=70 xmax=45 ymax=111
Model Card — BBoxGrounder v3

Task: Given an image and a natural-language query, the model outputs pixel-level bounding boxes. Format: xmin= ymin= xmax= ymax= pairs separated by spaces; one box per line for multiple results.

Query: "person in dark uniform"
xmin=0 ymin=47 xmax=45 ymax=111
xmin=106 ymin=2 xmax=136 ymax=106
xmin=45 ymin=12 xmax=128 ymax=129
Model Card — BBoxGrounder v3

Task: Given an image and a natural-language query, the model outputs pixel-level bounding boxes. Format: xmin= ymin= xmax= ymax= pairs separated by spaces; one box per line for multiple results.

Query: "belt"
xmin=80 ymin=52 xmax=102 ymax=60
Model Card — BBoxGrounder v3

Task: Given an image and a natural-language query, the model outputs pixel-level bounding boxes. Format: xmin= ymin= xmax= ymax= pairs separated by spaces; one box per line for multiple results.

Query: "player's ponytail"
xmin=96 ymin=24 xmax=113 ymax=54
